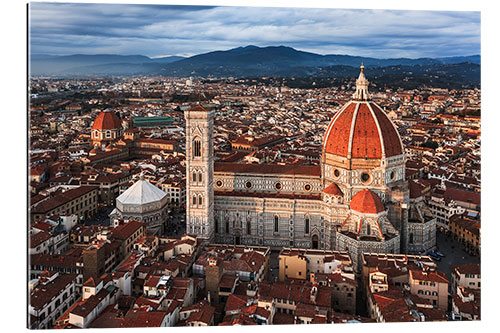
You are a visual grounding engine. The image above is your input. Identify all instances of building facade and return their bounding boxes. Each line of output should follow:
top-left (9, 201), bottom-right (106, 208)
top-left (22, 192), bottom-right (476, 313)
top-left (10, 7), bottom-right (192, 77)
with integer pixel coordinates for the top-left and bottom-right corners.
top-left (185, 68), bottom-right (435, 271)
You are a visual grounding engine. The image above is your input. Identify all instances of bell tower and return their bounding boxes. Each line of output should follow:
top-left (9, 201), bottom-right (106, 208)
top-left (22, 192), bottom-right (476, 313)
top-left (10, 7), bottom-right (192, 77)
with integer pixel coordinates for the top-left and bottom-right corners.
top-left (184, 104), bottom-right (215, 240)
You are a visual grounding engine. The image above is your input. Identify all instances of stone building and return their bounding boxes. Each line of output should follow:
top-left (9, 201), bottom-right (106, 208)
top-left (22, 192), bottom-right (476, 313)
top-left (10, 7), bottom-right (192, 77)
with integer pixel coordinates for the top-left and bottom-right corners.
top-left (110, 176), bottom-right (169, 234)
top-left (184, 67), bottom-right (436, 272)
top-left (91, 110), bottom-right (123, 149)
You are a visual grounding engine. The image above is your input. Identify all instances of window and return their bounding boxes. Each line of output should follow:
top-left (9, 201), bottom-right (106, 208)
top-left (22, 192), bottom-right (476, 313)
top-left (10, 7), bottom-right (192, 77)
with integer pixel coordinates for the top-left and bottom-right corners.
top-left (193, 137), bottom-right (202, 157)
top-left (192, 195), bottom-right (197, 207)
top-left (198, 172), bottom-right (202, 183)
top-left (409, 233), bottom-right (414, 244)
top-left (274, 216), bottom-right (279, 233)
top-left (361, 172), bottom-right (371, 184)
top-left (366, 223), bottom-right (371, 235)
top-left (226, 221), bottom-right (229, 234)
top-left (247, 220), bottom-right (251, 235)
top-left (192, 171), bottom-right (197, 183)
top-left (198, 195), bottom-right (203, 206)
top-left (305, 217), bottom-right (310, 234)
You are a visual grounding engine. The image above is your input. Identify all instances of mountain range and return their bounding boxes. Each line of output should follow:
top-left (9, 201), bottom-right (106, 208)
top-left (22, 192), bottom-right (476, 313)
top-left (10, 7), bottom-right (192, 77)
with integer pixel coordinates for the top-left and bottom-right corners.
top-left (30, 45), bottom-right (480, 83)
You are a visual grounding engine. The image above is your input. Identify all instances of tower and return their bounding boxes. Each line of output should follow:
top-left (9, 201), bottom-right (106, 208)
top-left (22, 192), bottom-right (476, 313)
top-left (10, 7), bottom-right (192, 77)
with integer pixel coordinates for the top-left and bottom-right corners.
top-left (184, 104), bottom-right (215, 240)
top-left (205, 257), bottom-right (222, 304)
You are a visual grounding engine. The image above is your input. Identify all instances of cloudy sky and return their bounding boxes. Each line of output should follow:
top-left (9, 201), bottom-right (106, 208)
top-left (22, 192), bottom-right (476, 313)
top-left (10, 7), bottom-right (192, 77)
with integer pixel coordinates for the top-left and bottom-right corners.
top-left (28, 1), bottom-right (480, 59)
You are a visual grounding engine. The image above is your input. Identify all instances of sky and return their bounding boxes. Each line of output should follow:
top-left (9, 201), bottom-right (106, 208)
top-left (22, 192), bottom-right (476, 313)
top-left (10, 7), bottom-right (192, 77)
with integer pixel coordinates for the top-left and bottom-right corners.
top-left (29, 1), bottom-right (481, 59)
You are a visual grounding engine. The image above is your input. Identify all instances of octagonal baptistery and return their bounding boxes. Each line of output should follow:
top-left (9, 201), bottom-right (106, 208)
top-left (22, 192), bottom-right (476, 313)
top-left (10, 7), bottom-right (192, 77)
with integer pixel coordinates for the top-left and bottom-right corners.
top-left (110, 176), bottom-right (168, 234)
top-left (321, 66), bottom-right (405, 202)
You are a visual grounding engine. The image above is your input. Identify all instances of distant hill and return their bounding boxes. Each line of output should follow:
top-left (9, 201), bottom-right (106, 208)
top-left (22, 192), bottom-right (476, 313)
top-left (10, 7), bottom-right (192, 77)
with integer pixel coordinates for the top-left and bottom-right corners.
top-left (30, 54), bottom-right (185, 76)
top-left (29, 45), bottom-right (480, 88)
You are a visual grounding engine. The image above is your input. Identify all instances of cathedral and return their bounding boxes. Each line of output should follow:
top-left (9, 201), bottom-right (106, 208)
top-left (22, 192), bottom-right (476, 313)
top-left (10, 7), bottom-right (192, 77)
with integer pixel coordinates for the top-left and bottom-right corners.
top-left (185, 67), bottom-right (436, 270)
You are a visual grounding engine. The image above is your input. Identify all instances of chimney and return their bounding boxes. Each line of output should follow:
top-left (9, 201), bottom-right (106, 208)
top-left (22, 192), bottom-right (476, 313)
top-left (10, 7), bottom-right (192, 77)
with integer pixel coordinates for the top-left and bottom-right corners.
top-left (310, 284), bottom-right (318, 302)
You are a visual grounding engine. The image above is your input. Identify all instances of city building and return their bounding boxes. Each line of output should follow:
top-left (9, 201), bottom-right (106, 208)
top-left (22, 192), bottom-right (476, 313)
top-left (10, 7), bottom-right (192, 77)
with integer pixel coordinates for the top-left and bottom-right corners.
top-left (29, 272), bottom-right (79, 329)
top-left (30, 185), bottom-right (99, 222)
top-left (110, 176), bottom-right (169, 234)
top-left (91, 110), bottom-right (123, 149)
top-left (185, 67), bottom-right (434, 271)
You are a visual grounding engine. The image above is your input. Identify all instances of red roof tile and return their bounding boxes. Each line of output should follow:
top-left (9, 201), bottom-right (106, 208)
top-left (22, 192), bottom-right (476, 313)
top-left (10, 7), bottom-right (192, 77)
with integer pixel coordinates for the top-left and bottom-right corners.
top-left (92, 110), bottom-right (122, 131)
top-left (323, 182), bottom-right (343, 196)
top-left (323, 101), bottom-right (402, 159)
top-left (350, 189), bottom-right (385, 214)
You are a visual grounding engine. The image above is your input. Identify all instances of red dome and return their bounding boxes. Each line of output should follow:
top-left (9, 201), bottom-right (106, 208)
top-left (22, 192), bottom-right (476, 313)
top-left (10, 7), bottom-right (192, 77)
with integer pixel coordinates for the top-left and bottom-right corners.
top-left (92, 110), bottom-right (122, 131)
top-left (323, 68), bottom-right (402, 160)
top-left (324, 182), bottom-right (343, 196)
top-left (350, 189), bottom-right (385, 214)
top-left (323, 101), bottom-right (402, 159)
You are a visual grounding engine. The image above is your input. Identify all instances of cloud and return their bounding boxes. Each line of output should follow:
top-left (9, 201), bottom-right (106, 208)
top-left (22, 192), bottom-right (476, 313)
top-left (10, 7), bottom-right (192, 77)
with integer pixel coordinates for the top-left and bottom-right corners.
top-left (28, 2), bottom-right (480, 58)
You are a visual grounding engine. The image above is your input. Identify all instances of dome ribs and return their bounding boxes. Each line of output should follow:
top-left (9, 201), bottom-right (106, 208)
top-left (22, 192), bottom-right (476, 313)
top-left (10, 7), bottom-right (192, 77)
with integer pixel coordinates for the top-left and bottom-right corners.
top-left (92, 111), bottom-right (122, 131)
top-left (351, 103), bottom-right (382, 159)
top-left (350, 189), bottom-right (385, 214)
top-left (371, 104), bottom-right (403, 157)
top-left (324, 102), bottom-right (356, 157)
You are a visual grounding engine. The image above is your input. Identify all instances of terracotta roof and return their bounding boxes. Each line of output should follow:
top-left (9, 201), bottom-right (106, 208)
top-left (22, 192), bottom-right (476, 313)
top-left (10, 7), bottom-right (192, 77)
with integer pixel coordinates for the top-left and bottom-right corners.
top-left (323, 101), bottom-right (402, 159)
top-left (30, 185), bottom-right (99, 214)
top-left (272, 312), bottom-right (295, 325)
top-left (214, 162), bottom-right (321, 176)
top-left (350, 189), bottom-right (385, 214)
top-left (92, 110), bottom-right (122, 131)
top-left (323, 182), bottom-right (343, 196)
top-left (224, 294), bottom-right (249, 313)
top-left (452, 263), bottom-right (480, 276)
top-left (30, 231), bottom-right (52, 248)
top-left (409, 180), bottom-right (424, 199)
top-left (410, 269), bottom-right (449, 284)
top-left (30, 273), bottom-right (78, 310)
top-left (215, 190), bottom-right (321, 201)
top-left (187, 104), bottom-right (208, 112)
top-left (112, 220), bottom-right (145, 240)
top-left (123, 309), bottom-right (167, 327)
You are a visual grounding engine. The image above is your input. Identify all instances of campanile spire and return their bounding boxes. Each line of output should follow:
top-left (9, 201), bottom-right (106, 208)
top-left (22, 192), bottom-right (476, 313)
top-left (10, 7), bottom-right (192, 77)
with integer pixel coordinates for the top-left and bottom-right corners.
top-left (353, 64), bottom-right (370, 101)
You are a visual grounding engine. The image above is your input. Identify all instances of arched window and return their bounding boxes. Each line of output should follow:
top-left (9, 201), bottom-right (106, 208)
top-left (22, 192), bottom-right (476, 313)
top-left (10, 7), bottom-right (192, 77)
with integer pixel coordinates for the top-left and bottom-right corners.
top-left (305, 216), bottom-right (310, 234)
top-left (192, 195), bottom-right (197, 207)
top-left (192, 171), bottom-right (197, 183)
top-left (247, 220), bottom-right (251, 235)
top-left (226, 220), bottom-right (229, 234)
top-left (366, 223), bottom-right (371, 235)
top-left (193, 137), bottom-right (202, 157)
top-left (198, 172), bottom-right (202, 183)
top-left (198, 195), bottom-right (203, 206)
top-left (215, 218), bottom-right (218, 233)
top-left (274, 216), bottom-right (279, 233)
top-left (409, 233), bottom-right (414, 244)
